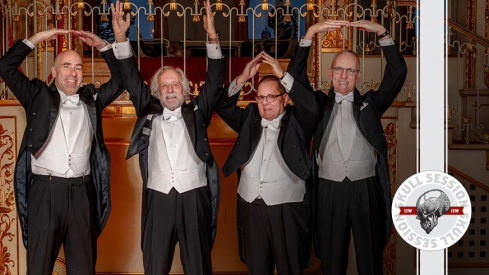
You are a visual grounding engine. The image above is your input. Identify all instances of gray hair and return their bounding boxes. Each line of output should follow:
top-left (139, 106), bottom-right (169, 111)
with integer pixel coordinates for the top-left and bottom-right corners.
top-left (149, 66), bottom-right (190, 100)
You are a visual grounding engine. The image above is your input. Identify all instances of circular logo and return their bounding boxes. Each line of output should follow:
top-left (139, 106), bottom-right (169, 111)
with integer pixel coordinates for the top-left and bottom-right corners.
top-left (391, 171), bottom-right (472, 251)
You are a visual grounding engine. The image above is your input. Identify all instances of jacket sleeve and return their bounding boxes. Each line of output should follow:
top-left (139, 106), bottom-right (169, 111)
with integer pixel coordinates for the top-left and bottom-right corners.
top-left (286, 43), bottom-right (320, 137)
top-left (116, 53), bottom-right (153, 118)
top-left (0, 40), bottom-right (41, 107)
top-left (372, 44), bottom-right (408, 114)
top-left (194, 56), bottom-right (226, 124)
top-left (215, 83), bottom-right (250, 133)
top-left (96, 48), bottom-right (128, 109)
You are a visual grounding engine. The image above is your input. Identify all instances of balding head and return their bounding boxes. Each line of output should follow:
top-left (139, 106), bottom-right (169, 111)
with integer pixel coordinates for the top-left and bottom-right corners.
top-left (51, 50), bottom-right (83, 95)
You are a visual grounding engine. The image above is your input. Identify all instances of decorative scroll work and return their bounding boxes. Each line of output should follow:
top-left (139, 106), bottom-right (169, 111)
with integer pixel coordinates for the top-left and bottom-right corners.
top-left (383, 121), bottom-right (398, 275)
top-left (321, 0), bottom-right (352, 52)
top-left (0, 121), bottom-right (16, 274)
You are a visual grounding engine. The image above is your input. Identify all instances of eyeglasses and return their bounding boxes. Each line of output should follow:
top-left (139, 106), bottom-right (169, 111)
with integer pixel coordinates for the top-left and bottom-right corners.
top-left (331, 67), bottom-right (360, 76)
top-left (255, 94), bottom-right (285, 103)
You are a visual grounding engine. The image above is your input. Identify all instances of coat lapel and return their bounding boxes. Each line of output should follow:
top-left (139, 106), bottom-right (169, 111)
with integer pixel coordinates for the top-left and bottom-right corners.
top-left (277, 105), bottom-right (291, 150)
top-left (250, 109), bottom-right (263, 153)
top-left (182, 102), bottom-right (196, 148)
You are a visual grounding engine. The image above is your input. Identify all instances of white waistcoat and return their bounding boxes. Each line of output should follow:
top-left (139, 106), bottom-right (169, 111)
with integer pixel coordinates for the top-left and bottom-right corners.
top-left (147, 115), bottom-right (207, 194)
top-left (31, 101), bottom-right (92, 177)
top-left (317, 102), bottom-right (376, 182)
top-left (239, 126), bottom-right (305, 206)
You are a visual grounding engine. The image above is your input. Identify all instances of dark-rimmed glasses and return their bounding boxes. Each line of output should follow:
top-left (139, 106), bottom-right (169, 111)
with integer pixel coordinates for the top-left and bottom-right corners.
top-left (255, 94), bottom-right (285, 103)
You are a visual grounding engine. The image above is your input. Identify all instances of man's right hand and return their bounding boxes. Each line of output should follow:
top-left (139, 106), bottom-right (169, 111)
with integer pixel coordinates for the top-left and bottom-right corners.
top-left (111, 0), bottom-right (131, 43)
top-left (236, 52), bottom-right (263, 85)
top-left (303, 20), bottom-right (349, 40)
top-left (27, 28), bottom-right (70, 46)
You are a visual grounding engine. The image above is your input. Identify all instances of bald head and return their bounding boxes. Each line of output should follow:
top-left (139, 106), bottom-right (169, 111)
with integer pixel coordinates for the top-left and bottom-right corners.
top-left (329, 50), bottom-right (362, 95)
top-left (51, 50), bottom-right (83, 95)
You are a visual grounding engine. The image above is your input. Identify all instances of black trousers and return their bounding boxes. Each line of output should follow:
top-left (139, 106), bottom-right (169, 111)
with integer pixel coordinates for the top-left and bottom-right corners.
top-left (317, 177), bottom-right (386, 275)
top-left (27, 174), bottom-right (98, 275)
top-left (143, 187), bottom-right (212, 275)
top-left (239, 196), bottom-right (307, 275)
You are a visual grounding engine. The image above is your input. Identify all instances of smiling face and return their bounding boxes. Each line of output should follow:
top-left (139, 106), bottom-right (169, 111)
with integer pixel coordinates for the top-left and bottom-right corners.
top-left (256, 78), bottom-right (288, 121)
top-left (329, 51), bottom-right (362, 96)
top-left (51, 50), bottom-right (83, 95)
top-left (158, 69), bottom-right (185, 110)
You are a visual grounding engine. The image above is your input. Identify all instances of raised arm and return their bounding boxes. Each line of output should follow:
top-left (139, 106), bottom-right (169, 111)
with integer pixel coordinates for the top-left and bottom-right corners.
top-left (0, 29), bottom-right (70, 107)
top-left (110, 0), bottom-right (154, 116)
top-left (216, 54), bottom-right (262, 133)
top-left (262, 51), bottom-right (319, 136)
top-left (194, 0), bottom-right (226, 123)
top-left (347, 20), bottom-right (407, 113)
top-left (73, 29), bottom-right (127, 108)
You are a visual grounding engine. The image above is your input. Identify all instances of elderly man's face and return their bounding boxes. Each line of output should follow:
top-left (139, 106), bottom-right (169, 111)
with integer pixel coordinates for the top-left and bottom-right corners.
top-left (257, 80), bottom-right (288, 121)
top-left (329, 51), bottom-right (362, 95)
top-left (51, 50), bottom-right (83, 95)
top-left (158, 69), bottom-right (185, 110)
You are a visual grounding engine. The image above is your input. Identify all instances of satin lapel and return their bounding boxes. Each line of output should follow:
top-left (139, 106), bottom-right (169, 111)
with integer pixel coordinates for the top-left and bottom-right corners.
top-left (352, 89), bottom-right (363, 125)
top-left (49, 83), bottom-right (60, 133)
top-left (277, 105), bottom-right (291, 151)
top-left (322, 91), bottom-right (336, 132)
top-left (182, 103), bottom-right (196, 148)
top-left (79, 89), bottom-right (98, 140)
top-left (250, 110), bottom-right (263, 153)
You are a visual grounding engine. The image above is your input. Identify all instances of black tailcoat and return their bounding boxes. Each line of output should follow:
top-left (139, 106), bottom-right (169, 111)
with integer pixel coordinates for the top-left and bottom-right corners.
top-left (217, 45), bottom-right (320, 266)
top-left (311, 44), bottom-right (408, 249)
top-left (117, 55), bottom-right (225, 249)
top-left (0, 40), bottom-right (126, 247)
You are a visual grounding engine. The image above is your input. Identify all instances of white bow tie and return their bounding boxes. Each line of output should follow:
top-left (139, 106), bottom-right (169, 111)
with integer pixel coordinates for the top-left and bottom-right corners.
top-left (335, 92), bottom-right (354, 103)
top-left (163, 108), bottom-right (182, 120)
top-left (60, 93), bottom-right (80, 105)
top-left (261, 118), bottom-right (280, 129)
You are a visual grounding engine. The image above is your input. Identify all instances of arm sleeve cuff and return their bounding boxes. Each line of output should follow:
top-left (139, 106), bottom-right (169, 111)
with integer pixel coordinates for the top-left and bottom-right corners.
top-left (299, 39), bottom-right (312, 47)
top-left (379, 37), bottom-right (395, 46)
top-left (97, 41), bottom-right (112, 52)
top-left (112, 39), bottom-right (133, 59)
top-left (228, 78), bottom-right (244, 96)
top-left (206, 42), bottom-right (223, 59)
top-left (280, 73), bottom-right (294, 92)
top-left (23, 39), bottom-right (35, 49)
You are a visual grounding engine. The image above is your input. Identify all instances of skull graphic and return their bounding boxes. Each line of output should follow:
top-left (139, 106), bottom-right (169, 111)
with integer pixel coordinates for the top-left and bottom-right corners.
top-left (416, 190), bottom-right (451, 234)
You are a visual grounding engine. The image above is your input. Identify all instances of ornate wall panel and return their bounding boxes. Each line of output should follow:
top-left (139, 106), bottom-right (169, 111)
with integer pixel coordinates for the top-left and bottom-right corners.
top-left (0, 116), bottom-right (19, 274)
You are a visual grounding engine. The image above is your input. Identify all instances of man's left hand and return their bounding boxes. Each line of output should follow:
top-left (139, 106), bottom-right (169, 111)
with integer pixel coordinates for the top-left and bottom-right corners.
top-left (73, 30), bottom-right (107, 49)
top-left (203, 0), bottom-right (218, 42)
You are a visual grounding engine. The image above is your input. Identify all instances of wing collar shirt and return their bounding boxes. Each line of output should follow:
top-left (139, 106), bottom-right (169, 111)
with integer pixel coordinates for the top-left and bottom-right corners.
top-left (116, 41), bottom-right (224, 194)
top-left (24, 40), bottom-right (111, 178)
top-left (227, 75), bottom-right (305, 206)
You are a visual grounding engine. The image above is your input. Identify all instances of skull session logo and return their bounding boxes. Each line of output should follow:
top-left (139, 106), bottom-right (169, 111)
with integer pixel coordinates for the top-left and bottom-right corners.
top-left (392, 171), bottom-right (471, 251)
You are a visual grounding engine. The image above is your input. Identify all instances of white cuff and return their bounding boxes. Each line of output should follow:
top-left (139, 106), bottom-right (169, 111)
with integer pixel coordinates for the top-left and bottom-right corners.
top-left (23, 39), bottom-right (35, 49)
top-left (379, 37), bottom-right (395, 46)
top-left (281, 73), bottom-right (294, 92)
top-left (299, 39), bottom-right (312, 47)
top-left (206, 42), bottom-right (223, 59)
top-left (97, 41), bottom-right (112, 52)
top-left (112, 39), bottom-right (133, 59)
top-left (228, 78), bottom-right (244, 96)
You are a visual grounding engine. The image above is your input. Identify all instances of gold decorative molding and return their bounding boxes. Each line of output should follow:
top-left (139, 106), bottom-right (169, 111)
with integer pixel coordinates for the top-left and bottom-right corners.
top-left (0, 118), bottom-right (17, 274)
top-left (321, 0), bottom-right (353, 53)
top-left (383, 121), bottom-right (398, 275)
top-left (465, 0), bottom-right (476, 89)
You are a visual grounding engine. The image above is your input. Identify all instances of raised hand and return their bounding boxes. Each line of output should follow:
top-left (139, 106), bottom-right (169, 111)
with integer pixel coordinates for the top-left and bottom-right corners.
top-left (304, 20), bottom-right (349, 40)
top-left (72, 30), bottom-right (107, 49)
top-left (28, 28), bottom-right (70, 46)
top-left (236, 52), bottom-right (263, 85)
top-left (203, 0), bottom-right (218, 42)
top-left (261, 51), bottom-right (284, 79)
top-left (111, 0), bottom-right (131, 42)
top-left (347, 20), bottom-right (387, 36)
